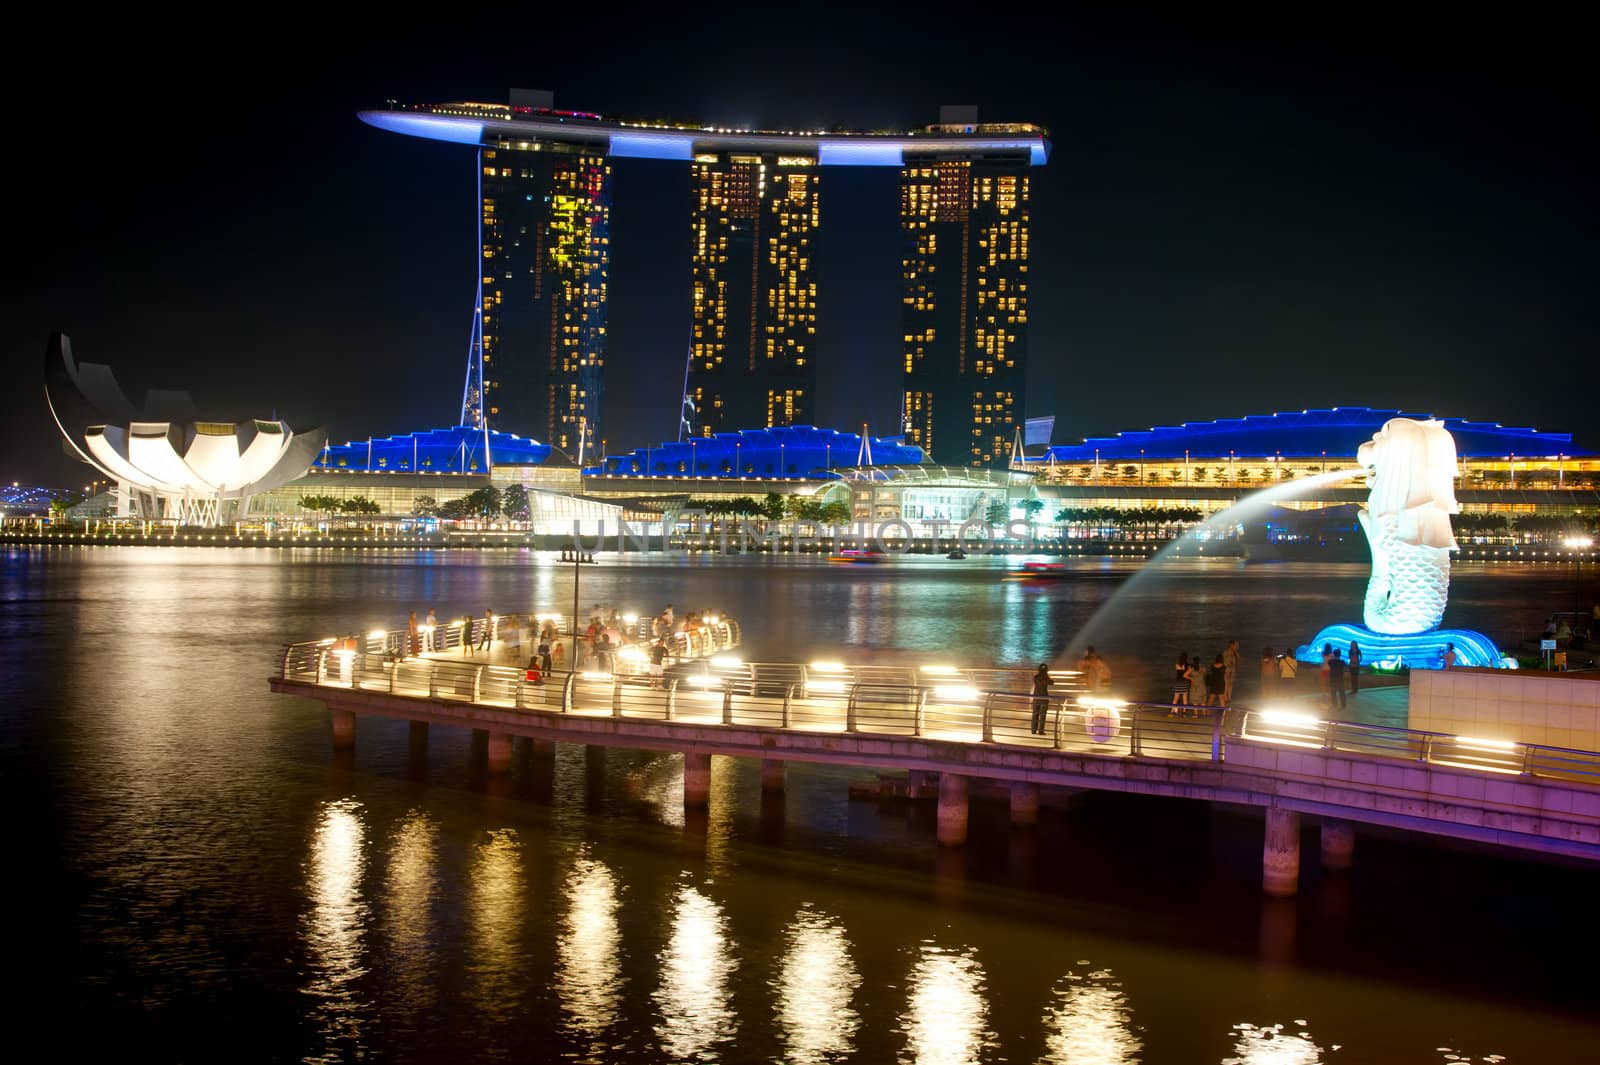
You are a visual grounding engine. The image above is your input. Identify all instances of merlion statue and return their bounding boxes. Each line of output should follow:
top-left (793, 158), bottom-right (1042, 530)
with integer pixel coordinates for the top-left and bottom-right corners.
top-left (1356, 418), bottom-right (1460, 634)
top-left (1297, 416), bottom-right (1503, 669)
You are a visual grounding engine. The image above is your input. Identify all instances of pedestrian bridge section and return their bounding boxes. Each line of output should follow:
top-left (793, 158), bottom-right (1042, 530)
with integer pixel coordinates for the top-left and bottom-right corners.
top-left (270, 641), bottom-right (1600, 896)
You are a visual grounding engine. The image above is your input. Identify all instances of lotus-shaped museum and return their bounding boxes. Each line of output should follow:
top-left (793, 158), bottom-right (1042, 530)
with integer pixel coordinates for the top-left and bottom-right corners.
top-left (45, 333), bottom-right (326, 525)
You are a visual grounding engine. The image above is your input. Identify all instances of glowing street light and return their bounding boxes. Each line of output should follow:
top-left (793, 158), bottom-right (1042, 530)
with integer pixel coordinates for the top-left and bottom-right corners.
top-left (1564, 534), bottom-right (1594, 614)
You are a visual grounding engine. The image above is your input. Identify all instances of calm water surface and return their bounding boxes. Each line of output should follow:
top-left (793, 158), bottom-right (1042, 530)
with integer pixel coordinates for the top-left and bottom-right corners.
top-left (4, 546), bottom-right (1596, 1063)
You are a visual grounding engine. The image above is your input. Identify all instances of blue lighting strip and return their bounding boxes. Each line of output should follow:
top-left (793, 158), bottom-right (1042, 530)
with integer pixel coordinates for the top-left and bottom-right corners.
top-left (1297, 624), bottom-right (1509, 670)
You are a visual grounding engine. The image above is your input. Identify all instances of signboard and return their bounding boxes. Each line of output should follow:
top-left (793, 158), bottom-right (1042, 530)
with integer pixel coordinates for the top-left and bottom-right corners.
top-left (1541, 639), bottom-right (1557, 651)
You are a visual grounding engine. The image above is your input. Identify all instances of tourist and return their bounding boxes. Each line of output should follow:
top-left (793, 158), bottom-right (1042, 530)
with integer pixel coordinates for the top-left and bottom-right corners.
top-left (1555, 618), bottom-right (1573, 646)
top-left (649, 637), bottom-right (669, 688)
top-left (1260, 647), bottom-right (1277, 699)
top-left (663, 602), bottom-right (675, 630)
top-left (1442, 642), bottom-right (1456, 669)
top-left (1186, 652), bottom-right (1203, 712)
top-left (1171, 653), bottom-right (1191, 712)
top-left (1319, 643), bottom-right (1333, 698)
top-left (594, 630), bottom-right (614, 672)
top-left (1278, 648), bottom-right (1299, 687)
top-left (537, 632), bottom-right (554, 676)
top-left (1080, 646), bottom-right (1112, 692)
top-left (1348, 640), bottom-right (1363, 694)
top-left (423, 608), bottom-right (438, 652)
top-left (1031, 663), bottom-right (1052, 735)
top-left (1223, 638), bottom-right (1241, 705)
top-left (477, 608), bottom-right (495, 653)
top-left (1206, 654), bottom-right (1227, 707)
top-left (1327, 649), bottom-right (1347, 710)
top-left (406, 610), bottom-right (419, 658)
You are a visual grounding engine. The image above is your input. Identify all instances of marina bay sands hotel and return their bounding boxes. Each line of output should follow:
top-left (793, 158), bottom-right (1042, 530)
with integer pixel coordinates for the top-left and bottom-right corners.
top-left (361, 90), bottom-right (1050, 467)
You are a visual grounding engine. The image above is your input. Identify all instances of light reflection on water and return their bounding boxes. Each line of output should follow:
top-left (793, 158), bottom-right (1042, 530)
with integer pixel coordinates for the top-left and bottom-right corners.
top-left (775, 906), bottom-right (860, 1063)
top-left (1042, 965), bottom-right (1142, 1064)
top-left (301, 798), bottom-right (370, 1060)
top-left (1221, 1021), bottom-right (1327, 1065)
top-left (467, 828), bottom-right (526, 1027)
top-left (654, 881), bottom-right (739, 1060)
top-left (900, 942), bottom-right (994, 1065)
top-left (383, 810), bottom-right (438, 1016)
top-left (557, 850), bottom-right (625, 1040)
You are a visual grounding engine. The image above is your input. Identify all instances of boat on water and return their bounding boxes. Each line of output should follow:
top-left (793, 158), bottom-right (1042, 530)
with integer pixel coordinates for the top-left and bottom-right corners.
top-left (828, 549), bottom-right (890, 564)
top-left (1002, 561), bottom-right (1069, 582)
top-left (946, 548), bottom-right (968, 560)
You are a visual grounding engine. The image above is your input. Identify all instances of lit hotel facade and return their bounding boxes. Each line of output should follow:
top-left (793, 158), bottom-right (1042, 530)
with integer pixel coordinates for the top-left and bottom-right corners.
top-left (360, 94), bottom-right (1049, 464)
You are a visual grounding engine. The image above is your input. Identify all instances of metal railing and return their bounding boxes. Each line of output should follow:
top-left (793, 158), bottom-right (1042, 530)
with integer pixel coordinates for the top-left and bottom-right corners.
top-left (276, 642), bottom-right (1600, 788)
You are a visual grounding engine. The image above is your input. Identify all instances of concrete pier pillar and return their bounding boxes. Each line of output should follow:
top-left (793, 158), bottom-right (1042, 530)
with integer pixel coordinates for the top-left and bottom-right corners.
top-left (330, 709), bottom-right (356, 749)
top-left (684, 752), bottom-right (712, 807)
top-left (486, 732), bottom-right (513, 773)
top-left (937, 773), bottom-right (969, 846)
top-left (1320, 820), bottom-right (1355, 871)
top-left (761, 758), bottom-right (786, 793)
top-left (1263, 807), bottom-right (1301, 898)
top-left (1009, 781), bottom-right (1040, 826)
top-left (907, 769), bottom-right (938, 798)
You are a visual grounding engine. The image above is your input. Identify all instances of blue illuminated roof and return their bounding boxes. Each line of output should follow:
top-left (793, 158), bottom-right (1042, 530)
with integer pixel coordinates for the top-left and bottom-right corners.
top-left (360, 108), bottom-right (1050, 167)
top-left (312, 426), bottom-right (551, 473)
top-left (1035, 408), bottom-right (1596, 462)
top-left (586, 426), bottom-right (924, 479)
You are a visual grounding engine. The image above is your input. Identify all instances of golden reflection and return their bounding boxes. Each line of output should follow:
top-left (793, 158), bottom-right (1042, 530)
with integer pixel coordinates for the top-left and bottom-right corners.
top-left (468, 828), bottom-right (526, 1023)
top-left (1041, 966), bottom-right (1141, 1064)
top-left (1222, 1021), bottom-right (1327, 1064)
top-left (384, 810), bottom-right (438, 1013)
top-left (901, 943), bottom-right (993, 1065)
top-left (654, 882), bottom-right (737, 1058)
top-left (776, 907), bottom-right (860, 1063)
top-left (302, 798), bottom-right (370, 1054)
top-left (557, 851), bottom-right (624, 1038)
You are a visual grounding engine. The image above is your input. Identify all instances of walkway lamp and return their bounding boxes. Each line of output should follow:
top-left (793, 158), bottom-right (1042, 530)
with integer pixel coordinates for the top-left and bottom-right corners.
top-left (561, 543), bottom-right (598, 650)
top-left (1139, 448), bottom-right (1145, 485)
top-left (1565, 535), bottom-right (1594, 614)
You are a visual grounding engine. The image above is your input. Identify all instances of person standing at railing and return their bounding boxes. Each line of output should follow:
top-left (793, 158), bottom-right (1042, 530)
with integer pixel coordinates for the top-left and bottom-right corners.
top-left (1223, 639), bottom-right (1241, 705)
top-left (1348, 640), bottom-right (1363, 695)
top-left (1171, 653), bottom-right (1191, 713)
top-left (476, 608), bottom-right (495, 654)
top-left (423, 608), bottom-right (438, 653)
top-left (1030, 663), bottom-right (1052, 734)
top-left (537, 632), bottom-right (554, 677)
top-left (1260, 646), bottom-right (1277, 700)
top-left (407, 611), bottom-right (419, 658)
top-left (1327, 649), bottom-right (1347, 710)
top-left (649, 637), bottom-right (668, 689)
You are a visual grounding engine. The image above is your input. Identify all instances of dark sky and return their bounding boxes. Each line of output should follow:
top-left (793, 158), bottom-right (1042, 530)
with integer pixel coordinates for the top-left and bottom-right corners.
top-left (8, 10), bottom-right (1596, 485)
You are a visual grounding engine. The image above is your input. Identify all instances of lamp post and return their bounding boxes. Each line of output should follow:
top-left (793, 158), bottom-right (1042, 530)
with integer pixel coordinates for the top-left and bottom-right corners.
top-left (1228, 449), bottom-right (1235, 483)
top-left (561, 542), bottom-right (597, 654)
top-left (691, 439), bottom-right (698, 477)
top-left (1565, 535), bottom-right (1594, 615)
top-left (1139, 448), bottom-right (1145, 485)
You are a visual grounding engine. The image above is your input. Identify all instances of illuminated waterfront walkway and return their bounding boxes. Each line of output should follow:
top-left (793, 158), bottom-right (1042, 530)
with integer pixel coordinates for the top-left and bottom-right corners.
top-left (271, 631), bottom-right (1600, 896)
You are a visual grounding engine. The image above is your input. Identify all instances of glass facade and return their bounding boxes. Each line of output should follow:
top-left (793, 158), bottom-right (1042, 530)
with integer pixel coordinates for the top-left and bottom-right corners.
top-left (477, 136), bottom-right (610, 457)
top-left (688, 151), bottom-right (819, 436)
top-left (900, 153), bottom-right (1031, 468)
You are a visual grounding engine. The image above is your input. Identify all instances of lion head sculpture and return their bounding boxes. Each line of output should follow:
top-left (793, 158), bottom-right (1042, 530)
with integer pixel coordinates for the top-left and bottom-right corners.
top-left (1357, 418), bottom-right (1459, 549)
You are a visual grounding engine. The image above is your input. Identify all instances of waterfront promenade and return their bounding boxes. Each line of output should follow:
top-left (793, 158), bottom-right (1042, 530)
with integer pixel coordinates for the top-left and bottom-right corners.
top-left (271, 627), bottom-right (1600, 897)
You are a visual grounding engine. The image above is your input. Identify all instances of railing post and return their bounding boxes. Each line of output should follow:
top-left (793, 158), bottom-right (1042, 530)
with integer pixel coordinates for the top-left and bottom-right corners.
top-left (1520, 743), bottom-right (1536, 777)
top-left (613, 678), bottom-right (624, 717)
top-left (1418, 735), bottom-right (1433, 764)
top-left (1210, 713), bottom-right (1222, 761)
top-left (389, 657), bottom-right (399, 694)
top-left (562, 671), bottom-right (576, 713)
top-left (916, 689), bottom-right (929, 738)
top-left (427, 661), bottom-right (437, 699)
top-left (315, 648), bottom-right (327, 684)
top-left (279, 644), bottom-right (292, 680)
top-left (1130, 706), bottom-right (1142, 757)
top-left (472, 666), bottom-right (483, 703)
top-left (513, 671), bottom-right (524, 708)
top-left (1321, 719), bottom-right (1335, 750)
top-left (781, 683), bottom-right (794, 728)
top-left (721, 687), bottom-right (734, 725)
top-left (1052, 701), bottom-right (1064, 750)
top-left (980, 693), bottom-right (993, 742)
top-left (665, 679), bottom-right (677, 721)
top-left (846, 685), bottom-right (859, 733)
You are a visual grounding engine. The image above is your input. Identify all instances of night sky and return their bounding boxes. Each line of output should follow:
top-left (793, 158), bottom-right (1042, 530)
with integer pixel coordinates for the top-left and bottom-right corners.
top-left (9, 12), bottom-right (1595, 485)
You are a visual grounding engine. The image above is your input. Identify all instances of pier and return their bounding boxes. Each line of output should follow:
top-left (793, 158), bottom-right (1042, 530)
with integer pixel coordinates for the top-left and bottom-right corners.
top-left (271, 632), bottom-right (1600, 896)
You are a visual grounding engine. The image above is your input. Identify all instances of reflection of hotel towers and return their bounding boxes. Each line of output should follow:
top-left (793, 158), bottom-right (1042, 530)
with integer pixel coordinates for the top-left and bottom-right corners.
top-left (469, 89), bottom-right (610, 457)
top-left (687, 150), bottom-right (820, 437)
top-left (901, 106), bottom-right (1032, 468)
